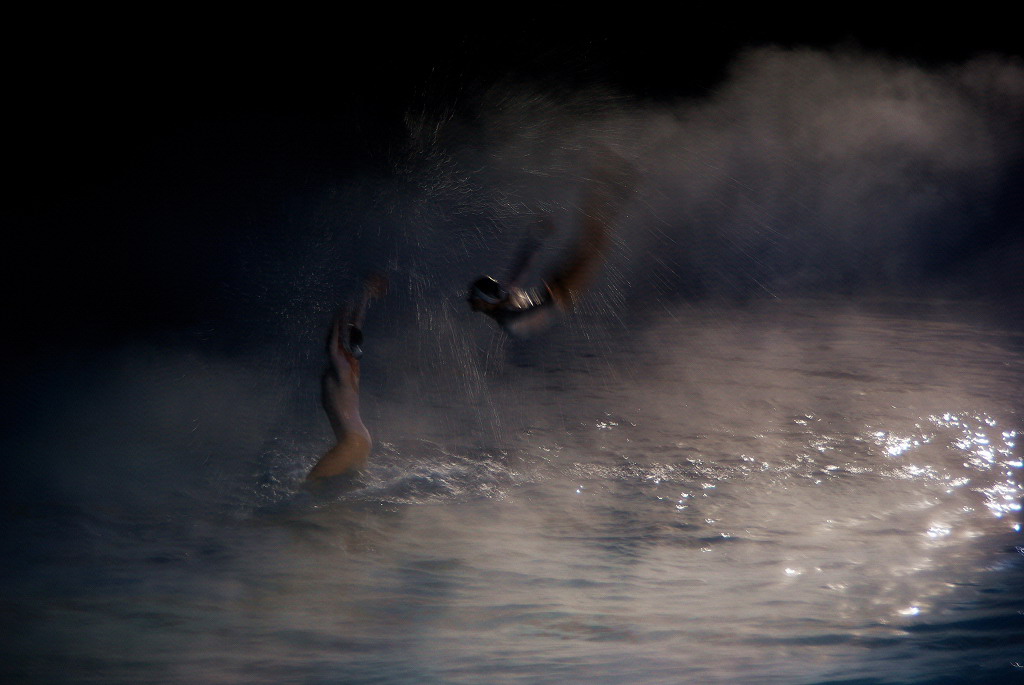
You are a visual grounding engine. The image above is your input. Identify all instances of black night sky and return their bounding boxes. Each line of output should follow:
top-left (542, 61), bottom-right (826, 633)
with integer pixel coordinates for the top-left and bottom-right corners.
top-left (7, 14), bottom-right (1022, 354)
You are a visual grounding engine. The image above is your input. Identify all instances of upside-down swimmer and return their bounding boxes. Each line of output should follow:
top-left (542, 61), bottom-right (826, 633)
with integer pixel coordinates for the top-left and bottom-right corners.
top-left (467, 152), bottom-right (635, 337)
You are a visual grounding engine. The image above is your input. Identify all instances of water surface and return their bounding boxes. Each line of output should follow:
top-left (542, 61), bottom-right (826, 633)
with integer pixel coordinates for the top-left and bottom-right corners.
top-left (4, 299), bottom-right (1023, 684)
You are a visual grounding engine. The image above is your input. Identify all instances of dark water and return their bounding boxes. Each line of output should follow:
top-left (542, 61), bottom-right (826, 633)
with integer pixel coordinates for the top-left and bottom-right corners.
top-left (4, 299), bottom-right (1022, 684)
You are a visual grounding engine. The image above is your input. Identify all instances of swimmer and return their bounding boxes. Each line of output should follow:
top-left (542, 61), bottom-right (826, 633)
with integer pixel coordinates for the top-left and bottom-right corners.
top-left (467, 152), bottom-right (635, 337)
top-left (307, 275), bottom-right (386, 482)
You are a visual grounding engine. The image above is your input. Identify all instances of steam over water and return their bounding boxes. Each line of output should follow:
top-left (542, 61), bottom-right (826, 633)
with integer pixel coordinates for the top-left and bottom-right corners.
top-left (4, 49), bottom-right (1024, 683)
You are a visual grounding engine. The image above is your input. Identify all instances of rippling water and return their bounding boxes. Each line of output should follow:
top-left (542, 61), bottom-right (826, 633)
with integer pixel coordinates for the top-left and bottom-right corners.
top-left (4, 299), bottom-right (1023, 684)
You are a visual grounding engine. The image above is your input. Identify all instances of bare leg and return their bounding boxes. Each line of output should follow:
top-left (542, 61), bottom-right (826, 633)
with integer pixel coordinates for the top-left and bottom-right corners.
top-left (506, 216), bottom-right (555, 289)
top-left (545, 153), bottom-right (636, 308)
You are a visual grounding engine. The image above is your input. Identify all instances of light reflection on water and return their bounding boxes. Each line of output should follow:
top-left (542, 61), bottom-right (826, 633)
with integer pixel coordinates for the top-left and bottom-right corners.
top-left (4, 299), bottom-right (1024, 684)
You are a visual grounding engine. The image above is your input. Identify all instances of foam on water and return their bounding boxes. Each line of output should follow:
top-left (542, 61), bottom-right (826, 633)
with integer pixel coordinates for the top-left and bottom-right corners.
top-left (4, 299), bottom-right (1024, 684)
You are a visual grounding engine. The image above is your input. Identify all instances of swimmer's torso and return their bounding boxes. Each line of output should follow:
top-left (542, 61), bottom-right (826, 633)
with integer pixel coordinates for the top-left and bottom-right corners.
top-left (307, 308), bottom-right (376, 482)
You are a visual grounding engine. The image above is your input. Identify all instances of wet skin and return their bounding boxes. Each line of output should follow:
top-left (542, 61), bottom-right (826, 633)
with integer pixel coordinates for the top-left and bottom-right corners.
top-left (467, 152), bottom-right (635, 337)
top-left (307, 315), bottom-right (372, 481)
top-left (307, 276), bottom-right (386, 482)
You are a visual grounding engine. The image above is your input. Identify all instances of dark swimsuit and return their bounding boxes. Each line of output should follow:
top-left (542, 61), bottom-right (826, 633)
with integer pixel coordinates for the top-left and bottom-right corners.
top-left (485, 285), bottom-right (558, 338)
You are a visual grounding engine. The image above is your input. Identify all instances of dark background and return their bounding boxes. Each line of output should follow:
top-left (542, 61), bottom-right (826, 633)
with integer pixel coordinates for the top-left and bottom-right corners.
top-left (3, 17), bottom-right (1023, 683)
top-left (5, 13), bottom-right (1022, 358)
